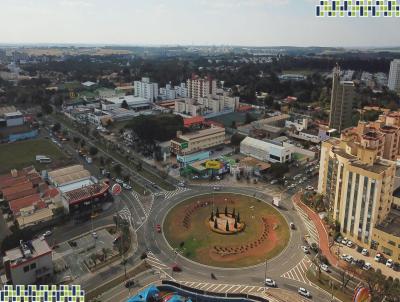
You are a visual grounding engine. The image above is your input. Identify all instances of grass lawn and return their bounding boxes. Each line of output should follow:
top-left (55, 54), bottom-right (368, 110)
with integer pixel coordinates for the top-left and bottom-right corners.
top-left (0, 138), bottom-right (67, 173)
top-left (164, 193), bottom-right (290, 268)
top-left (306, 269), bottom-right (353, 302)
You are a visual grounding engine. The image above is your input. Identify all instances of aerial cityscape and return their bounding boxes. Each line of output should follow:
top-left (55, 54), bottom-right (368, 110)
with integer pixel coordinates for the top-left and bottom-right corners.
top-left (0, 1), bottom-right (400, 302)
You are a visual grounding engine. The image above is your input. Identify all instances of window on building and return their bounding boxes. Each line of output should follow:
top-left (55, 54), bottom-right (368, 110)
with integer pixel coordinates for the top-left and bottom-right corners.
top-left (270, 154), bottom-right (280, 161)
top-left (23, 265), bottom-right (29, 273)
top-left (30, 263), bottom-right (36, 270)
top-left (388, 240), bottom-right (396, 246)
top-left (382, 247), bottom-right (393, 256)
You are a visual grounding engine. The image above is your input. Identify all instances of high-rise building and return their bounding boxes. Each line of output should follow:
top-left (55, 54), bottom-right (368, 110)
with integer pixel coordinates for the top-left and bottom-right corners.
top-left (318, 138), bottom-right (396, 247)
top-left (134, 77), bottom-right (159, 102)
top-left (328, 66), bottom-right (355, 133)
top-left (186, 74), bottom-right (217, 100)
top-left (388, 59), bottom-right (400, 93)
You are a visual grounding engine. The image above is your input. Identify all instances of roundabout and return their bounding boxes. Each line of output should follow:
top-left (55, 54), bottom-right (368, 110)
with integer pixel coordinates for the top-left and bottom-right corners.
top-left (163, 193), bottom-right (290, 268)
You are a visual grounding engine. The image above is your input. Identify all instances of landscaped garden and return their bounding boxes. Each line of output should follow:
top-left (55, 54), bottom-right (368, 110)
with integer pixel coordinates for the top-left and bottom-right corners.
top-left (163, 193), bottom-right (290, 268)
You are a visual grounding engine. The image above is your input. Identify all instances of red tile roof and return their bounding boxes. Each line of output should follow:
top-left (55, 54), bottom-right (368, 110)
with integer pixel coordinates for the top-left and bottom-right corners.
top-left (64, 182), bottom-right (110, 206)
top-left (2, 182), bottom-right (33, 199)
top-left (43, 188), bottom-right (60, 199)
top-left (183, 116), bottom-right (205, 127)
top-left (6, 188), bottom-right (38, 202)
top-left (8, 193), bottom-right (45, 215)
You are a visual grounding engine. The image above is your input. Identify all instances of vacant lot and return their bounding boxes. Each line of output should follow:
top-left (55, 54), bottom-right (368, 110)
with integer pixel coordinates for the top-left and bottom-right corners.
top-left (164, 193), bottom-right (290, 268)
top-left (0, 139), bottom-right (67, 173)
top-left (208, 112), bottom-right (261, 128)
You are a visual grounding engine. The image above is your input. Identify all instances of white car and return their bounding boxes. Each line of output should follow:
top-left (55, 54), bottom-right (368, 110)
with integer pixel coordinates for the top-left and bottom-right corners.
top-left (265, 278), bottom-right (276, 287)
top-left (341, 238), bottom-right (348, 245)
top-left (213, 186), bottom-right (221, 191)
top-left (345, 255), bottom-right (353, 263)
top-left (43, 230), bottom-right (52, 237)
top-left (340, 254), bottom-right (348, 260)
top-left (320, 264), bottom-right (329, 272)
top-left (346, 240), bottom-right (353, 248)
top-left (115, 178), bottom-right (123, 184)
top-left (374, 253), bottom-right (382, 262)
top-left (306, 185), bottom-right (314, 191)
top-left (301, 246), bottom-right (310, 254)
top-left (361, 248), bottom-right (369, 256)
top-left (92, 232), bottom-right (98, 239)
top-left (122, 183), bottom-right (132, 190)
top-left (363, 263), bottom-right (372, 270)
top-left (386, 259), bottom-right (393, 268)
top-left (298, 287), bottom-right (311, 298)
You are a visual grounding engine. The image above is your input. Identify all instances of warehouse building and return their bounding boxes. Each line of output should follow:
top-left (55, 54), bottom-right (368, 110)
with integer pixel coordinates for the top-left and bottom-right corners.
top-left (240, 137), bottom-right (293, 163)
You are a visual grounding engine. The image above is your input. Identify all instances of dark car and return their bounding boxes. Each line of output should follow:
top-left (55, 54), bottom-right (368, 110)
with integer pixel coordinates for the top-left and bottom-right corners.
top-left (125, 280), bottom-right (135, 288)
top-left (172, 264), bottom-right (182, 272)
top-left (393, 262), bottom-right (400, 271)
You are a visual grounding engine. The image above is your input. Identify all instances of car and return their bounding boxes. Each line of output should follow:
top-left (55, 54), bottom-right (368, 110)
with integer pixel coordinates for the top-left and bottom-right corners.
top-left (290, 222), bottom-right (296, 230)
top-left (341, 238), bottom-right (348, 245)
top-left (361, 248), bottom-right (369, 256)
top-left (386, 259), bottom-right (393, 268)
top-left (115, 178), bottom-right (123, 184)
top-left (374, 253), bottom-right (382, 262)
top-left (306, 185), bottom-right (314, 191)
top-left (363, 263), bottom-right (372, 270)
top-left (156, 224), bottom-right (161, 233)
top-left (298, 287), bottom-right (311, 298)
top-left (320, 264), bottom-right (329, 272)
top-left (177, 182), bottom-right (185, 187)
top-left (346, 240), bottom-right (353, 248)
top-left (92, 232), bottom-right (98, 239)
top-left (265, 278), bottom-right (276, 287)
top-left (270, 179), bottom-right (278, 185)
top-left (393, 262), bottom-right (400, 271)
top-left (113, 236), bottom-right (121, 244)
top-left (192, 175), bottom-right (199, 179)
top-left (215, 176), bottom-right (221, 181)
top-left (43, 230), bottom-right (52, 237)
top-left (125, 280), bottom-right (135, 288)
top-left (172, 264), bottom-right (182, 272)
top-left (171, 164), bottom-right (179, 169)
top-left (345, 255), bottom-right (353, 263)
top-left (335, 236), bottom-right (343, 243)
top-left (301, 246), bottom-right (310, 254)
top-left (213, 186), bottom-right (221, 191)
top-left (122, 183), bottom-right (132, 190)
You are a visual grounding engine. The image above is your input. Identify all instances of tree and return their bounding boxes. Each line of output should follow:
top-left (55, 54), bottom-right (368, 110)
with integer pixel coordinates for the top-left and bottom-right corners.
top-left (73, 136), bottom-right (81, 145)
top-left (224, 206), bottom-right (228, 216)
top-left (234, 219), bottom-right (238, 229)
top-left (230, 133), bottom-right (246, 146)
top-left (237, 212), bottom-right (240, 223)
top-left (245, 112), bottom-right (256, 124)
top-left (226, 220), bottom-right (229, 232)
top-left (231, 120), bottom-right (237, 129)
top-left (41, 104), bottom-right (53, 115)
top-left (214, 218), bottom-right (218, 229)
top-left (113, 164), bottom-right (122, 176)
top-left (99, 156), bottom-right (105, 166)
top-left (232, 208), bottom-right (236, 218)
top-left (269, 162), bottom-right (289, 179)
top-left (89, 146), bottom-right (98, 156)
top-left (216, 207), bottom-right (220, 218)
top-left (210, 211), bottom-right (214, 221)
top-left (52, 123), bottom-right (61, 132)
top-left (80, 140), bottom-right (86, 148)
top-left (121, 100), bottom-right (129, 109)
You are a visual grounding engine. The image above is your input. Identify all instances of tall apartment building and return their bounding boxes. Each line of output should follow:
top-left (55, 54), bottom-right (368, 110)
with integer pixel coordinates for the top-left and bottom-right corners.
top-left (175, 83), bottom-right (188, 98)
top-left (341, 113), bottom-right (400, 161)
top-left (388, 59), bottom-right (400, 93)
top-left (134, 77), bottom-right (158, 102)
top-left (159, 83), bottom-right (176, 100)
top-left (328, 66), bottom-right (355, 133)
top-left (318, 138), bottom-right (396, 247)
top-left (186, 74), bottom-right (217, 100)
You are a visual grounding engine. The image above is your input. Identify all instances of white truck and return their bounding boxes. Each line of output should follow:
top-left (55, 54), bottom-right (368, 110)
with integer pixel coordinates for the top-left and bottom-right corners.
top-left (272, 196), bottom-right (280, 208)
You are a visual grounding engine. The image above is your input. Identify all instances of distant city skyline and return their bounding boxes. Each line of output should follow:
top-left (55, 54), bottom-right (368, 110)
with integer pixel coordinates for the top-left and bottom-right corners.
top-left (1, 0), bottom-right (400, 47)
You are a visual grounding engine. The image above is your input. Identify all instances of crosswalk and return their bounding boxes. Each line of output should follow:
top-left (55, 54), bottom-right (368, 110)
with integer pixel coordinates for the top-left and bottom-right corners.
top-left (146, 251), bottom-right (175, 281)
top-left (281, 256), bottom-right (314, 286)
top-left (154, 187), bottom-right (191, 200)
top-left (294, 203), bottom-right (319, 246)
top-left (118, 206), bottom-right (144, 227)
top-left (178, 281), bottom-right (280, 302)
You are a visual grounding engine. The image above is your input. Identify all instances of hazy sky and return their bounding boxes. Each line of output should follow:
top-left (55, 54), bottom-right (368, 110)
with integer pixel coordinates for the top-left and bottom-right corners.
top-left (1, 0), bottom-right (400, 47)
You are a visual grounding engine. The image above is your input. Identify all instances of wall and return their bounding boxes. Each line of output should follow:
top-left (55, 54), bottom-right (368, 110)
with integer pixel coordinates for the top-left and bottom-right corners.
top-left (8, 130), bottom-right (38, 142)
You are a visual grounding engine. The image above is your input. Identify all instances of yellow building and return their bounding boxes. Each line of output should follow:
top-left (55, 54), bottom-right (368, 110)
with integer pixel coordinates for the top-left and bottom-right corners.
top-left (170, 126), bottom-right (225, 156)
top-left (372, 212), bottom-right (400, 262)
top-left (318, 138), bottom-right (396, 247)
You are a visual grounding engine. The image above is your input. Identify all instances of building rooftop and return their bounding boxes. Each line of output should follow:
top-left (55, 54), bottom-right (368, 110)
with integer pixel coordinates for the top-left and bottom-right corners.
top-left (179, 126), bottom-right (225, 140)
top-left (63, 182), bottom-right (109, 206)
top-left (4, 238), bottom-right (52, 268)
top-left (8, 193), bottom-right (45, 215)
top-left (48, 165), bottom-right (90, 186)
top-left (375, 211), bottom-right (400, 237)
top-left (17, 208), bottom-right (54, 229)
top-left (0, 106), bottom-right (18, 117)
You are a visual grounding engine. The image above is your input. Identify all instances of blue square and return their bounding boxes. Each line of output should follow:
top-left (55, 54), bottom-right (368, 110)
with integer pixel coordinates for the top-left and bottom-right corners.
top-left (348, 11), bottom-right (352, 16)
top-left (356, 1), bottom-right (359, 4)
top-left (384, 12), bottom-right (388, 16)
top-left (320, 0), bottom-right (324, 4)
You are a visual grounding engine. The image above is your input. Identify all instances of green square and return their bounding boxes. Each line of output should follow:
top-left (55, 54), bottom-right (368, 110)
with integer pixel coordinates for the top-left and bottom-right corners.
top-left (397, 12), bottom-right (400, 16)
top-left (332, 12), bottom-right (336, 16)
top-left (376, 12), bottom-right (380, 16)
top-left (340, 12), bottom-right (344, 16)
top-left (320, 12), bottom-right (324, 16)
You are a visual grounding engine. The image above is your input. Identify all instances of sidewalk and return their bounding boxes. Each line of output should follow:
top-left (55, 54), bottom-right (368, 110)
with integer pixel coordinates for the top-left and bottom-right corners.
top-left (292, 193), bottom-right (350, 271)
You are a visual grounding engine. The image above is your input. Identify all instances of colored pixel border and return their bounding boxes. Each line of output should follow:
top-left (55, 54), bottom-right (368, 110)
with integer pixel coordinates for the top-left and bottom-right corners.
top-left (316, 0), bottom-right (400, 16)
top-left (0, 285), bottom-right (84, 302)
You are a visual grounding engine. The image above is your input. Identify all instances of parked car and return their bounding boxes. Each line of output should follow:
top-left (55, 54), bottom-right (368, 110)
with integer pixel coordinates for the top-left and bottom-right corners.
top-left (156, 224), bottom-right (161, 233)
top-left (172, 264), bottom-right (182, 272)
top-left (306, 185), bottom-right (314, 191)
top-left (374, 253), bottom-right (382, 262)
top-left (341, 238), bottom-right (348, 245)
top-left (386, 259), bottom-right (393, 268)
top-left (335, 236), bottom-right (343, 243)
top-left (115, 178), bottom-right (123, 184)
top-left (265, 278), bottom-right (277, 287)
top-left (393, 262), bottom-right (400, 271)
top-left (92, 232), bottom-right (98, 239)
top-left (122, 183), bottom-right (132, 190)
top-left (213, 186), bottom-right (221, 191)
top-left (298, 287), bottom-right (311, 298)
top-left (345, 255), bottom-right (353, 263)
top-left (320, 264), bottom-right (329, 272)
top-left (346, 240), bottom-right (353, 248)
top-left (301, 246), bottom-right (310, 254)
top-left (43, 230), bottom-right (52, 237)
top-left (361, 248), bottom-right (369, 256)
top-left (340, 254), bottom-right (348, 260)
top-left (290, 222), bottom-right (296, 230)
top-left (363, 263), bottom-right (372, 270)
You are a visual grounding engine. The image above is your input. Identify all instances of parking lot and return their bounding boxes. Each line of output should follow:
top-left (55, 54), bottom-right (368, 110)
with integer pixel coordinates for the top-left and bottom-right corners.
top-left (333, 242), bottom-right (400, 278)
top-left (53, 228), bottom-right (117, 283)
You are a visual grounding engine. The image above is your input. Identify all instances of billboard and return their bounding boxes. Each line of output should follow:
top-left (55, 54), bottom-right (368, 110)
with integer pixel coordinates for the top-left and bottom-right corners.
top-left (181, 142), bottom-right (188, 149)
top-left (205, 160), bottom-right (222, 170)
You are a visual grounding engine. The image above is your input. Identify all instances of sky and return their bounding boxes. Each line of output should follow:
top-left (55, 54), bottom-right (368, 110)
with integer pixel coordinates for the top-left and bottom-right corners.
top-left (0, 0), bottom-right (400, 47)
